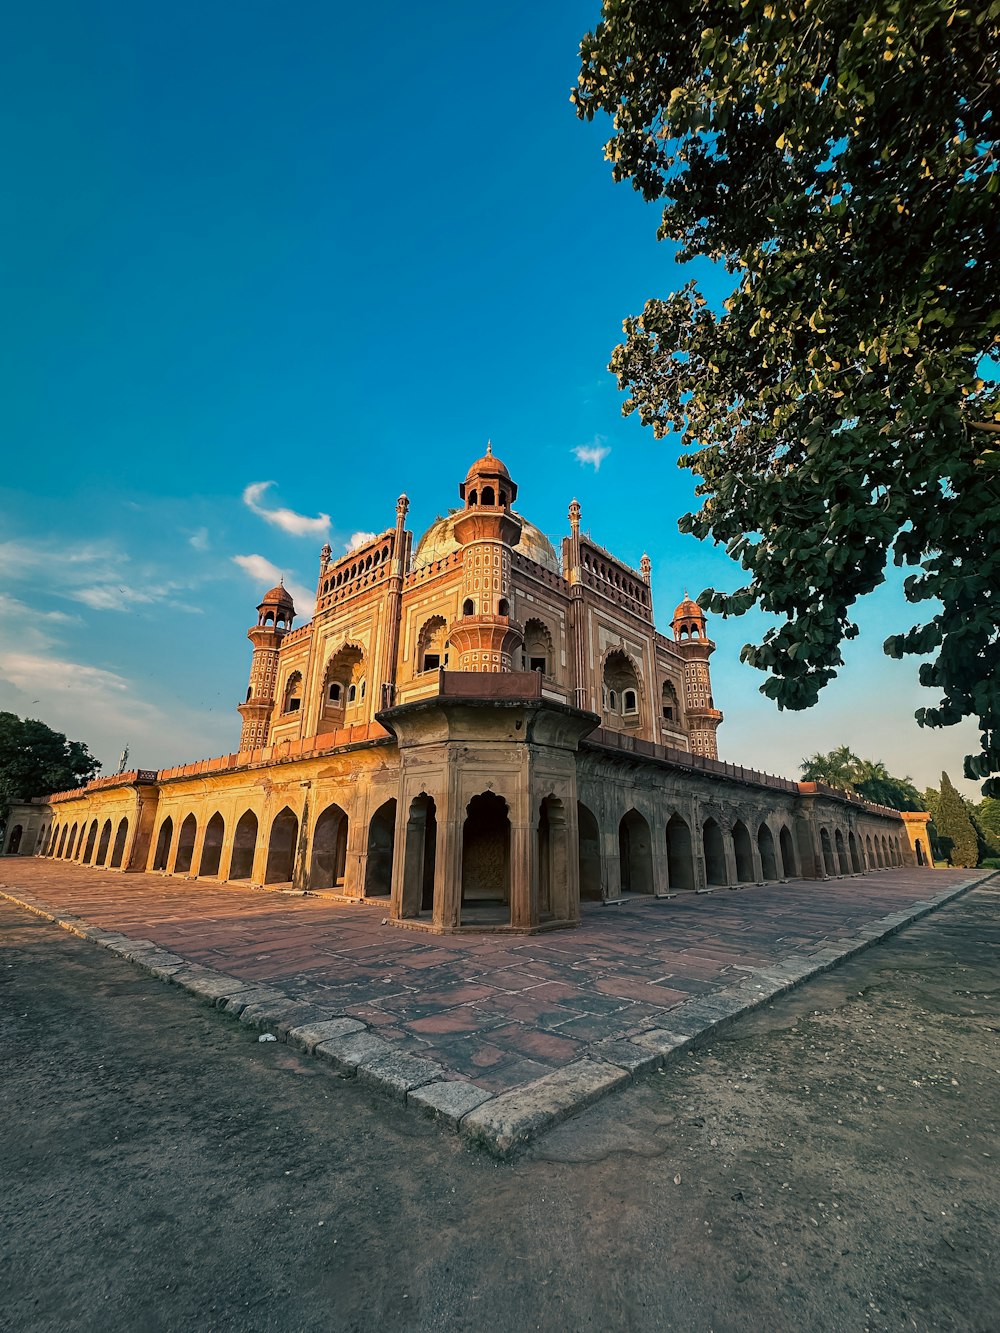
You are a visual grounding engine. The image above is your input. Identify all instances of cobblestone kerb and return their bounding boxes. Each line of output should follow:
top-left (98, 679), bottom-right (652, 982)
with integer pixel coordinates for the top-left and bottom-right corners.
top-left (1, 871), bottom-right (990, 1156)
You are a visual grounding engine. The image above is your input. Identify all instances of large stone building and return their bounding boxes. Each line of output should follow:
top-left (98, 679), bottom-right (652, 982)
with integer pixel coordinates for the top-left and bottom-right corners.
top-left (3, 447), bottom-right (933, 929)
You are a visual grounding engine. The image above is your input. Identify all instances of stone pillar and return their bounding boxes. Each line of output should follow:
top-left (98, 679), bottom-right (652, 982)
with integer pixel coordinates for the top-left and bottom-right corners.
top-left (508, 820), bottom-right (534, 929)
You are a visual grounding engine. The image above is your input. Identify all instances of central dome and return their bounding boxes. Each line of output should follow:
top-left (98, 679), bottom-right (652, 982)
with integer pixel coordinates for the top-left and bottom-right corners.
top-left (412, 508), bottom-right (561, 575)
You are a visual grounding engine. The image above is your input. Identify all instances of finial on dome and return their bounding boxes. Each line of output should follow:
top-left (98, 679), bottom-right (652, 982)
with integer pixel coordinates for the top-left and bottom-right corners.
top-left (485, 439), bottom-right (493, 456)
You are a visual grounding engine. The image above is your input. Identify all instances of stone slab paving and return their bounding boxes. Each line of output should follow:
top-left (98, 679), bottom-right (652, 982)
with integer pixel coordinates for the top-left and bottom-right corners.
top-left (1, 860), bottom-right (991, 1154)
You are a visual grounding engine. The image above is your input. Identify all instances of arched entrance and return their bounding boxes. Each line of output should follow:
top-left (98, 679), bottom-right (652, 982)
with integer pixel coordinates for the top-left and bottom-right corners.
top-left (7, 825), bottom-right (23, 854)
top-left (835, 829), bottom-right (850, 874)
top-left (703, 818), bottom-right (727, 886)
top-left (66, 823), bottom-right (79, 859)
top-left (619, 809), bottom-right (654, 895)
top-left (56, 825), bottom-right (69, 858)
top-left (402, 794), bottom-right (437, 917)
top-left (538, 796), bottom-right (568, 919)
top-left (265, 807), bottom-right (298, 884)
top-left (364, 799), bottom-right (396, 897)
top-left (95, 819), bottom-right (113, 866)
top-left (779, 824), bottom-right (796, 878)
top-left (666, 813), bottom-right (694, 891)
top-left (577, 802), bottom-right (602, 901)
top-left (199, 812), bottom-right (225, 877)
top-left (82, 820), bottom-right (99, 864)
top-left (848, 830), bottom-right (861, 873)
top-left (110, 818), bottom-right (129, 869)
top-left (732, 820), bottom-right (754, 883)
top-left (757, 823), bottom-right (778, 880)
top-left (865, 833), bottom-right (874, 869)
top-left (310, 803), bottom-right (349, 889)
top-left (462, 792), bottom-right (510, 923)
top-left (915, 838), bottom-right (925, 866)
top-left (820, 828), bottom-right (836, 875)
top-left (175, 815), bottom-right (197, 874)
top-left (230, 810), bottom-right (258, 880)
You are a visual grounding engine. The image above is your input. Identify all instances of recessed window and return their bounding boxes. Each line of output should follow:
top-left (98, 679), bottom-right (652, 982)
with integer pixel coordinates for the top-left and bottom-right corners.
top-left (423, 653), bottom-right (440, 671)
top-left (608, 689), bottom-right (618, 710)
top-left (623, 689), bottom-right (638, 714)
top-left (463, 598), bottom-right (474, 616)
top-left (498, 598), bottom-right (510, 616)
top-left (348, 684), bottom-right (357, 703)
top-left (529, 657), bottom-right (545, 673)
top-left (482, 486), bottom-right (495, 505)
top-left (328, 682), bottom-right (342, 703)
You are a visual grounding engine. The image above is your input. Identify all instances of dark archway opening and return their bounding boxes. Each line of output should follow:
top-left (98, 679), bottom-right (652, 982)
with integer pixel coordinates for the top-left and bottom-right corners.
top-left (578, 802), bottom-right (602, 902)
top-left (66, 823), bottom-right (79, 860)
top-left (310, 803), bottom-right (349, 889)
top-left (619, 808), bottom-right (654, 895)
top-left (230, 810), bottom-right (258, 880)
top-left (462, 792), bottom-right (510, 924)
top-left (666, 813), bottom-right (694, 891)
top-left (175, 814), bottom-right (197, 874)
top-left (82, 820), bottom-right (99, 864)
top-left (848, 830), bottom-right (861, 873)
top-left (703, 818), bottom-right (728, 886)
top-left (834, 828), bottom-right (850, 874)
top-left (199, 812), bottom-right (225, 877)
top-left (7, 825), bottom-right (23, 854)
top-left (364, 799), bottom-right (396, 897)
top-left (95, 819), bottom-right (113, 866)
top-left (915, 838), bottom-right (925, 866)
top-left (757, 823), bottom-right (778, 880)
top-left (733, 820), bottom-right (755, 883)
top-left (779, 825), bottom-right (796, 878)
top-left (57, 825), bottom-right (69, 858)
top-left (265, 807), bottom-right (298, 884)
top-left (401, 794), bottom-right (437, 917)
top-left (820, 828), bottom-right (836, 875)
top-left (110, 817), bottom-right (129, 869)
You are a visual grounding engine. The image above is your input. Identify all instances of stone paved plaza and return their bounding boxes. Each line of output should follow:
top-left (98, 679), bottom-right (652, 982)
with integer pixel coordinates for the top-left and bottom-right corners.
top-left (2, 860), bottom-right (981, 1100)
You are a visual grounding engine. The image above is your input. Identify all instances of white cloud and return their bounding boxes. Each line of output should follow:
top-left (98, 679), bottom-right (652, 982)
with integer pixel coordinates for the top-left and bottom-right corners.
top-left (573, 439), bottom-right (611, 471)
top-left (72, 584), bottom-right (160, 612)
top-left (242, 481), bottom-right (331, 537)
top-left (232, 553), bottom-right (314, 617)
top-left (189, 527), bottom-right (210, 552)
top-left (346, 530), bottom-right (377, 552)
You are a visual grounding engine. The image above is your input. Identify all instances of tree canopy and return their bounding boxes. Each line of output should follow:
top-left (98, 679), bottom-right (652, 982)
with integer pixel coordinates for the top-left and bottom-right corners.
top-left (926, 770), bottom-right (980, 866)
top-left (800, 746), bottom-right (922, 809)
top-left (573, 0), bottom-right (1000, 793)
top-left (0, 712), bottom-right (100, 833)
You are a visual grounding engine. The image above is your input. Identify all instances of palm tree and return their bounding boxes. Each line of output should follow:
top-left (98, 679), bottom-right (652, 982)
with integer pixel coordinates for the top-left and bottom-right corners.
top-left (800, 746), bottom-right (860, 792)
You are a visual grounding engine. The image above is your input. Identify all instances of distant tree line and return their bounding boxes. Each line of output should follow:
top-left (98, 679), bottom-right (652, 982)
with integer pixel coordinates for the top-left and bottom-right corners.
top-left (0, 712), bottom-right (100, 838)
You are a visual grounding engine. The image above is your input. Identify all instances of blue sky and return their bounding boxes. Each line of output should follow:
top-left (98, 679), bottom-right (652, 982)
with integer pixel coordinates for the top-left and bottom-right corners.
top-left (0, 1), bottom-right (981, 796)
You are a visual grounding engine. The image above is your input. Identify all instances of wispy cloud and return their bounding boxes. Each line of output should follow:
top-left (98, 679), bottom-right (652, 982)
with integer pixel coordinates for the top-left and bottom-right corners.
top-left (346, 530), bottom-right (377, 552)
top-left (232, 553), bottom-right (314, 616)
top-left (189, 527), bottom-right (210, 552)
top-left (0, 538), bottom-right (190, 614)
top-left (573, 438), bottom-right (611, 471)
top-left (242, 481), bottom-right (330, 537)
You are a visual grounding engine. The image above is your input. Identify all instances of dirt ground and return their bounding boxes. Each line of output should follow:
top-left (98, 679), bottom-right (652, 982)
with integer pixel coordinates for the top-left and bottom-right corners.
top-left (3, 883), bottom-right (998, 1332)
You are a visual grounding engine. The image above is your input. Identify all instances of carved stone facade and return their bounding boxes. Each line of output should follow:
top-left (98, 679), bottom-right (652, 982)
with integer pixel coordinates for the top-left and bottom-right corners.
top-left (2, 447), bottom-right (934, 930)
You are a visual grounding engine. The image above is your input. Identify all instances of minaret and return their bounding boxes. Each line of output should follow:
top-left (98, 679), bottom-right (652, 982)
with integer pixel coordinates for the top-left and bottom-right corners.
top-left (237, 582), bottom-right (295, 750)
top-left (671, 595), bottom-right (723, 760)
top-left (448, 443), bottom-right (524, 672)
top-left (565, 498), bottom-right (589, 709)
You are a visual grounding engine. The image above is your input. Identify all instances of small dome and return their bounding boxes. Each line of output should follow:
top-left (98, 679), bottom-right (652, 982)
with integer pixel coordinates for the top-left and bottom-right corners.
top-left (465, 444), bottom-right (510, 482)
top-left (412, 509), bottom-right (560, 575)
top-left (260, 582), bottom-right (295, 611)
top-left (673, 595), bottom-right (704, 621)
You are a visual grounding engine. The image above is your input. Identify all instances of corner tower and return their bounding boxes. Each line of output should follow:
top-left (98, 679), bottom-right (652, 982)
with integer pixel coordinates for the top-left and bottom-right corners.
top-left (448, 443), bottom-right (524, 672)
top-left (671, 595), bottom-right (723, 760)
top-left (237, 583), bottom-right (295, 750)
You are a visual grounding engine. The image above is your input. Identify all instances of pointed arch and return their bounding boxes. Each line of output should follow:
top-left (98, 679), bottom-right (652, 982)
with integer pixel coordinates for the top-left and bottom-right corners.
top-left (416, 617), bottom-right (448, 674)
top-left (523, 618), bottom-right (554, 676)
top-left (230, 810), bottom-right (258, 880)
top-left (110, 817), bottom-right (129, 869)
top-left (820, 827), bottom-right (836, 875)
top-left (66, 823), bottom-right (79, 859)
top-left (834, 828), bottom-right (850, 874)
top-left (198, 812), bottom-right (225, 877)
top-left (848, 830), bottom-right (861, 873)
top-left (56, 825), bottom-right (69, 858)
top-left (95, 819), bottom-right (113, 866)
top-left (82, 819), bottom-right (99, 864)
top-left (281, 671), bottom-right (303, 714)
top-left (462, 792), bottom-right (510, 923)
top-left (310, 802), bottom-right (349, 889)
top-left (402, 793), bottom-right (437, 917)
top-left (364, 799), bottom-right (396, 897)
top-left (619, 808), bottom-right (654, 894)
top-left (265, 806), bottom-right (298, 884)
top-left (779, 824), bottom-right (796, 877)
top-left (175, 814), bottom-right (197, 874)
top-left (703, 817), bottom-right (727, 886)
top-left (666, 813), bottom-right (694, 890)
top-left (757, 822), bottom-right (778, 880)
top-left (732, 820), bottom-right (754, 883)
